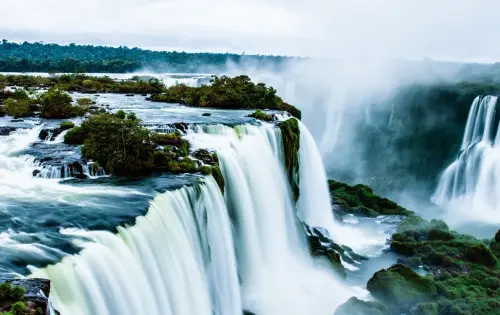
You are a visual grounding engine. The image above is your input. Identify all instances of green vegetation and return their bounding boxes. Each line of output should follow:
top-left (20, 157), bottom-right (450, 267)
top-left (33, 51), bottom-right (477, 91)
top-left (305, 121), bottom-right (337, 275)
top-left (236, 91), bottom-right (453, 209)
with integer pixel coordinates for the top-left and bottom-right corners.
top-left (328, 180), bottom-right (414, 217)
top-left (0, 282), bottom-right (41, 315)
top-left (0, 74), bottom-right (164, 94)
top-left (0, 40), bottom-right (293, 73)
top-left (339, 224), bottom-right (500, 315)
top-left (334, 297), bottom-right (390, 315)
top-left (3, 98), bottom-right (31, 118)
top-left (195, 149), bottom-right (225, 192)
top-left (40, 88), bottom-right (84, 118)
top-left (0, 283), bottom-right (25, 301)
top-left (151, 75), bottom-right (301, 118)
top-left (76, 97), bottom-right (94, 106)
top-left (279, 118), bottom-right (300, 201)
top-left (0, 87), bottom-right (87, 119)
top-left (1, 89), bottom-right (35, 118)
top-left (248, 109), bottom-right (274, 122)
top-left (333, 180), bottom-right (500, 315)
top-left (367, 264), bottom-right (438, 310)
top-left (62, 113), bottom-right (226, 187)
top-left (59, 121), bottom-right (75, 130)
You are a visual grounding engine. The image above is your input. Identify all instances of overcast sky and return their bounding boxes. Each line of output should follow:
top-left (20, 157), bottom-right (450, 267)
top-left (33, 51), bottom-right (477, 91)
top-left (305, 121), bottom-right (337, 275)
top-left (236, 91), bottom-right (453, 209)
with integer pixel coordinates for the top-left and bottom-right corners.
top-left (1, 0), bottom-right (499, 62)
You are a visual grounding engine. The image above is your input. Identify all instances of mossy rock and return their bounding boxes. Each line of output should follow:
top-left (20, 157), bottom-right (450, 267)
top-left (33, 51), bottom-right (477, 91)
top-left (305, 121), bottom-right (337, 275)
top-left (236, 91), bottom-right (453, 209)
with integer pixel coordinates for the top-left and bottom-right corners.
top-left (427, 228), bottom-right (455, 241)
top-left (328, 179), bottom-right (414, 217)
top-left (334, 297), bottom-right (390, 315)
top-left (410, 302), bottom-right (438, 315)
top-left (59, 121), bottom-right (75, 130)
top-left (201, 165), bottom-right (225, 194)
top-left (464, 244), bottom-right (497, 267)
top-left (279, 118), bottom-right (300, 201)
top-left (248, 109), bottom-right (274, 122)
top-left (367, 264), bottom-right (437, 309)
top-left (397, 215), bottom-right (429, 233)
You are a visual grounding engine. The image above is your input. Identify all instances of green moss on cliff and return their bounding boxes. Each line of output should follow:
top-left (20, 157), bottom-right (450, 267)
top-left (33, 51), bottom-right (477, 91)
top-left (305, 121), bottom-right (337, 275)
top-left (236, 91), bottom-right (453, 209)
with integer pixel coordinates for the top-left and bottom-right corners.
top-left (279, 118), bottom-right (300, 201)
top-left (248, 109), bottom-right (274, 122)
top-left (328, 180), bottom-right (414, 217)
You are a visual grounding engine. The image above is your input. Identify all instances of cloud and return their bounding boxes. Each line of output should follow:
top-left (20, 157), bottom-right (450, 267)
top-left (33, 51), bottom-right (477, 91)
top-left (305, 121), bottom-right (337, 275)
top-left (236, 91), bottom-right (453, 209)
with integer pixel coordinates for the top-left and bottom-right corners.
top-left (1, 0), bottom-right (500, 61)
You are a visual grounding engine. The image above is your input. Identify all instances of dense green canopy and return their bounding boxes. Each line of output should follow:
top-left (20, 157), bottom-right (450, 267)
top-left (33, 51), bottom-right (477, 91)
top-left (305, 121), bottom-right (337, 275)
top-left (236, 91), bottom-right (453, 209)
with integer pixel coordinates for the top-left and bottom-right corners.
top-left (0, 40), bottom-right (297, 73)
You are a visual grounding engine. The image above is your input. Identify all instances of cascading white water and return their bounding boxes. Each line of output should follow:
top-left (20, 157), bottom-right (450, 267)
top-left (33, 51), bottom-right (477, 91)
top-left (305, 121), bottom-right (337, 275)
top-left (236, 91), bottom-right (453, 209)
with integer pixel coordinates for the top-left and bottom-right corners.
top-left (432, 95), bottom-right (500, 223)
top-left (28, 121), bottom-right (360, 315)
top-left (31, 176), bottom-right (240, 315)
top-left (0, 125), bottom-right (135, 198)
top-left (187, 122), bottom-right (356, 314)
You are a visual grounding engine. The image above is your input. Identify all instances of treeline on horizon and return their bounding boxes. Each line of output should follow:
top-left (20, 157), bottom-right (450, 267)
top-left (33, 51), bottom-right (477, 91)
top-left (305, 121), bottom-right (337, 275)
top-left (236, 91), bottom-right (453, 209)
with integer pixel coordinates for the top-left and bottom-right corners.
top-left (0, 40), bottom-right (298, 73)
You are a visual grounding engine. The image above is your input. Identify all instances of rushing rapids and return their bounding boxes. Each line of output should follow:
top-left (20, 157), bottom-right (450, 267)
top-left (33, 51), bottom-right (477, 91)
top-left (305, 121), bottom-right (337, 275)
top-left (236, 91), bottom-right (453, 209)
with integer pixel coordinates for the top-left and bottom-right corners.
top-left (432, 95), bottom-right (500, 223)
top-left (27, 120), bottom-right (356, 315)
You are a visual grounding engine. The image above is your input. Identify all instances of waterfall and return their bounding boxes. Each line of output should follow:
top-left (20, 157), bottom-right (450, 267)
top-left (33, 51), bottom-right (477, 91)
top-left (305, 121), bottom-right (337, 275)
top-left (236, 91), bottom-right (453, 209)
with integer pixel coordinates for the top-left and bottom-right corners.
top-left (188, 122), bottom-right (354, 314)
top-left (432, 95), bottom-right (500, 223)
top-left (31, 176), bottom-right (238, 315)
top-left (30, 121), bottom-right (355, 315)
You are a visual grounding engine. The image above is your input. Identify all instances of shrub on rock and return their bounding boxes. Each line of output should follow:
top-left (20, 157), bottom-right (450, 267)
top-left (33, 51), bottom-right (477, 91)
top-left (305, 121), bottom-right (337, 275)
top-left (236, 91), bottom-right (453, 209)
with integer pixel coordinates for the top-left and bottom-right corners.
top-left (3, 98), bottom-right (31, 118)
top-left (40, 88), bottom-right (85, 118)
top-left (249, 109), bottom-right (274, 122)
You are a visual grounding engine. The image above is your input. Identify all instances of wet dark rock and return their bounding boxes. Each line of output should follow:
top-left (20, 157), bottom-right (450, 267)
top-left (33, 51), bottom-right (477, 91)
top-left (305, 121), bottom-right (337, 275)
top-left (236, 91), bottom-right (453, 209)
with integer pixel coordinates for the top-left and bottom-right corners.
top-left (173, 122), bottom-right (189, 133)
top-left (10, 119), bottom-right (24, 122)
top-left (0, 126), bottom-right (16, 136)
top-left (145, 97), bottom-right (152, 101)
top-left (202, 113), bottom-right (211, 116)
top-left (141, 93), bottom-right (148, 96)
top-left (193, 149), bottom-right (217, 165)
top-left (74, 173), bottom-right (88, 179)
top-left (68, 161), bottom-right (84, 175)
top-left (32, 169), bottom-right (41, 177)
top-left (38, 128), bottom-right (63, 141)
top-left (125, 94), bottom-right (134, 96)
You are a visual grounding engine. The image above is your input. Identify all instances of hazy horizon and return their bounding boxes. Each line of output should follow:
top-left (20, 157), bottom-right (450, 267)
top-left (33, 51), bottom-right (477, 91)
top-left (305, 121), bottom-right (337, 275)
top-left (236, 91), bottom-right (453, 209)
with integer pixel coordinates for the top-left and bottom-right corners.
top-left (2, 0), bottom-right (500, 63)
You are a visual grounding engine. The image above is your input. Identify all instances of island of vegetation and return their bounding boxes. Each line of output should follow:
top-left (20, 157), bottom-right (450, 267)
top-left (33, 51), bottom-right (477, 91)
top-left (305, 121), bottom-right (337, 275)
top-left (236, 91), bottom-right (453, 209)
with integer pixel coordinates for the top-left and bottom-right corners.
top-left (329, 180), bottom-right (500, 315)
top-left (0, 88), bottom-right (86, 119)
top-left (151, 75), bottom-right (301, 118)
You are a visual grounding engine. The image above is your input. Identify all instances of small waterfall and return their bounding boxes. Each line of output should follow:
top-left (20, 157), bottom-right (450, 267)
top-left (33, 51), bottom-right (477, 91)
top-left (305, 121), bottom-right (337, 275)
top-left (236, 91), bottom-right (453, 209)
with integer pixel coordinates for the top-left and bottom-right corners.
top-left (36, 161), bottom-right (106, 180)
top-left (432, 95), bottom-right (500, 222)
top-left (51, 130), bottom-right (70, 144)
top-left (297, 120), bottom-right (336, 232)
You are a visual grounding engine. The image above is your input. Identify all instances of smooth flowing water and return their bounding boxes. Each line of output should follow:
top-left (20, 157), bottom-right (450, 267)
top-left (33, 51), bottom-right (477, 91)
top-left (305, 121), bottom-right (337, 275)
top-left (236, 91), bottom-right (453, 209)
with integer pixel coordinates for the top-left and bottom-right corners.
top-left (26, 120), bottom-right (359, 315)
top-left (432, 95), bottom-right (500, 224)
